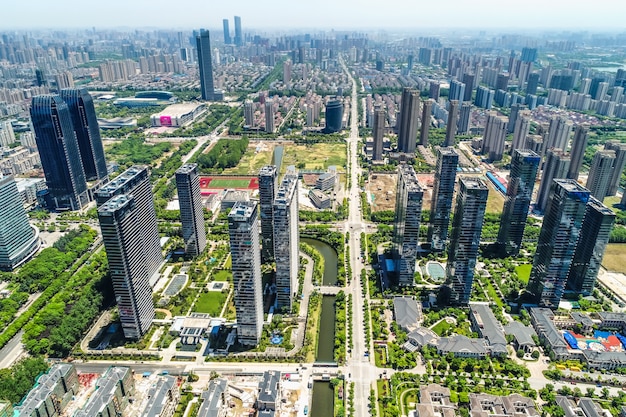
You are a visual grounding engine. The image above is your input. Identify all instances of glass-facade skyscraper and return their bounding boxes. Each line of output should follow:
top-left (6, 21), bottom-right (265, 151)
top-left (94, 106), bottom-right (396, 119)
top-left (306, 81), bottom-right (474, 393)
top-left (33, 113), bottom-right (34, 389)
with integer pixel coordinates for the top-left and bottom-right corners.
top-left (497, 150), bottom-right (540, 256)
top-left (176, 164), bottom-right (206, 257)
top-left (273, 173), bottom-right (299, 311)
top-left (259, 165), bottom-right (278, 262)
top-left (60, 88), bottom-right (108, 182)
top-left (446, 177), bottom-right (488, 305)
top-left (527, 179), bottom-right (589, 308)
top-left (98, 195), bottom-right (155, 339)
top-left (393, 163), bottom-right (423, 286)
top-left (196, 29), bottom-right (215, 101)
top-left (30, 95), bottom-right (89, 211)
top-left (428, 147), bottom-right (458, 252)
top-left (0, 175), bottom-right (39, 271)
top-left (228, 201), bottom-right (263, 346)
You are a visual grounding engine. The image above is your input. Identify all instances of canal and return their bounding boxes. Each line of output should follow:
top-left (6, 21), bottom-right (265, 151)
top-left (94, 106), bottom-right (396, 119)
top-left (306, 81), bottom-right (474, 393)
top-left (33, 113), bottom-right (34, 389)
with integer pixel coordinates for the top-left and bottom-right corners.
top-left (303, 238), bottom-right (338, 416)
top-left (301, 238), bottom-right (338, 286)
top-left (310, 381), bottom-right (334, 417)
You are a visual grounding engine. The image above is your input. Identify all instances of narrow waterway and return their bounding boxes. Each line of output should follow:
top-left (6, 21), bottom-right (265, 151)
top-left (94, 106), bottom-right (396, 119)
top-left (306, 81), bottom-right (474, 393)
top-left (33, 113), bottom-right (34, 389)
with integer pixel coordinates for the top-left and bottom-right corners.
top-left (316, 295), bottom-right (336, 362)
top-left (310, 381), bottom-right (334, 417)
top-left (301, 238), bottom-right (338, 286)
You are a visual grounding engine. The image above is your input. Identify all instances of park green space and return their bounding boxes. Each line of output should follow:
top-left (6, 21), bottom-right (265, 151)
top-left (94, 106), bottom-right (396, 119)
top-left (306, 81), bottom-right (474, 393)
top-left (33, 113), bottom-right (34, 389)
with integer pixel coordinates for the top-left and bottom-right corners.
top-left (280, 143), bottom-right (346, 173)
top-left (602, 244), bottom-right (626, 274)
top-left (222, 143), bottom-right (274, 175)
top-left (194, 292), bottom-right (227, 316)
top-left (515, 264), bottom-right (532, 284)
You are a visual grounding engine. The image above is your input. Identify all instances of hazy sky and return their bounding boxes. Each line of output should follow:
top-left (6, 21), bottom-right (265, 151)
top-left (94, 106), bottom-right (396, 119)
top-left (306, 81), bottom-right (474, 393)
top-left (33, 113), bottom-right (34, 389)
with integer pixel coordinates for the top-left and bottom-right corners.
top-left (4, 0), bottom-right (626, 30)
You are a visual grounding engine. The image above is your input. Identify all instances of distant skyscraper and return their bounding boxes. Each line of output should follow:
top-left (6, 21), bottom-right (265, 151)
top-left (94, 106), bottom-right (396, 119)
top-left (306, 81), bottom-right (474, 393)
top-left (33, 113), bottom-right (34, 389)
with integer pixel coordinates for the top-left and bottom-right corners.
top-left (98, 195), bottom-right (155, 339)
top-left (196, 30), bottom-right (215, 101)
top-left (511, 112), bottom-right (531, 154)
top-left (449, 80), bottom-right (466, 102)
top-left (393, 164), bottom-right (423, 286)
top-left (273, 173), bottom-right (299, 311)
top-left (475, 86), bottom-right (494, 109)
top-left (443, 100), bottom-right (459, 147)
top-left (176, 164), bottom-right (206, 257)
top-left (604, 141), bottom-right (626, 196)
top-left (536, 149), bottom-right (570, 212)
top-left (545, 116), bottom-right (573, 151)
top-left (0, 175), bottom-right (39, 271)
top-left (567, 125), bottom-right (589, 181)
top-left (55, 71), bottom-right (74, 90)
top-left (457, 101), bottom-right (471, 134)
top-left (585, 150), bottom-right (616, 201)
top-left (283, 60), bottom-right (292, 83)
top-left (372, 105), bottom-right (385, 160)
top-left (419, 100), bottom-right (432, 147)
top-left (228, 201), bottom-right (263, 346)
top-left (30, 95), bottom-right (89, 211)
top-left (497, 150), bottom-right (540, 256)
top-left (567, 197), bottom-right (615, 296)
top-left (397, 87), bottom-right (420, 153)
top-left (462, 73), bottom-right (475, 101)
top-left (428, 147), bottom-right (458, 252)
top-left (96, 166), bottom-right (162, 284)
top-left (244, 100), bottom-right (254, 127)
top-left (222, 19), bottom-right (231, 44)
top-left (481, 111), bottom-right (508, 161)
top-left (264, 99), bottom-right (275, 133)
top-left (258, 166), bottom-right (278, 263)
top-left (507, 103), bottom-right (525, 134)
top-left (429, 82), bottom-right (440, 101)
top-left (234, 16), bottom-right (242, 46)
top-left (446, 177), bottom-right (488, 305)
top-left (526, 73), bottom-right (540, 95)
top-left (527, 180), bottom-right (589, 308)
top-left (324, 97), bottom-right (343, 133)
top-left (60, 88), bottom-right (108, 182)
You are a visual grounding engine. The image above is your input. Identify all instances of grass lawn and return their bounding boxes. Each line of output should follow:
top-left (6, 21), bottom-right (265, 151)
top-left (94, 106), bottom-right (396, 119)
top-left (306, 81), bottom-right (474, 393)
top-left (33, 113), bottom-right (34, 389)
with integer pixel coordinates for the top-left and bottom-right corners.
top-left (484, 280), bottom-right (504, 308)
top-left (515, 264), bottom-right (532, 284)
top-left (280, 143), bottom-right (347, 174)
top-left (212, 270), bottom-right (231, 281)
top-left (375, 347), bottom-right (387, 367)
top-left (602, 244), bottom-right (626, 274)
top-left (194, 291), bottom-right (227, 316)
top-left (207, 178), bottom-right (251, 188)
top-left (602, 195), bottom-right (621, 208)
top-left (223, 255), bottom-right (232, 269)
top-left (222, 143), bottom-right (274, 175)
top-left (431, 320), bottom-right (451, 336)
top-left (485, 182), bottom-right (505, 213)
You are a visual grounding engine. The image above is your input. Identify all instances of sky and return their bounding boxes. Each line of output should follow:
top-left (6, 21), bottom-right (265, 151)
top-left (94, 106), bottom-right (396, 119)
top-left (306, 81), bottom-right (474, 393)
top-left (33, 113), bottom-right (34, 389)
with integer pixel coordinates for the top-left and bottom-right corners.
top-left (3, 0), bottom-right (626, 31)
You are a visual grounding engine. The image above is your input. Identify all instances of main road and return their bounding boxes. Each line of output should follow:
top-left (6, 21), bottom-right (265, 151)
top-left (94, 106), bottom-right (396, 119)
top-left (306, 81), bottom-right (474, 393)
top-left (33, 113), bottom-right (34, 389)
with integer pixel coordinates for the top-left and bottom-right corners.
top-left (341, 56), bottom-right (378, 417)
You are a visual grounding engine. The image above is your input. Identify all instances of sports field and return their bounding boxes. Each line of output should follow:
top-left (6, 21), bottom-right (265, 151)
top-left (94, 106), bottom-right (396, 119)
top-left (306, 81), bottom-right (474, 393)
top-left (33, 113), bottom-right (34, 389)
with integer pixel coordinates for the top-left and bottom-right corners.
top-left (199, 176), bottom-right (258, 190)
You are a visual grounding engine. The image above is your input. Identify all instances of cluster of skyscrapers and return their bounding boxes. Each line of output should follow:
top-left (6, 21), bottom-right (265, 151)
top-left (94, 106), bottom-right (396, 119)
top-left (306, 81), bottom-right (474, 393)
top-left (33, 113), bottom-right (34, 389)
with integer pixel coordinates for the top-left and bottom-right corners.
top-left (225, 165), bottom-right (300, 346)
top-left (30, 88), bottom-right (108, 210)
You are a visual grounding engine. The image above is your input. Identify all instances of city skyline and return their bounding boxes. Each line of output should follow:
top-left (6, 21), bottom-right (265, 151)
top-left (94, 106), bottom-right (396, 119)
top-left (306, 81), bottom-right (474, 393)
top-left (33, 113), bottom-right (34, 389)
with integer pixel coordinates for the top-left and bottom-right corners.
top-left (3, 0), bottom-right (626, 30)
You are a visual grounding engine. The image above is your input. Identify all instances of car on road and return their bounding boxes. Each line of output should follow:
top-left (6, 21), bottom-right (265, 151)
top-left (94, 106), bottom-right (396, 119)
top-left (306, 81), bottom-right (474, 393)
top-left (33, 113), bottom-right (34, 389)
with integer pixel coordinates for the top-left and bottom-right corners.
top-left (304, 405), bottom-right (309, 415)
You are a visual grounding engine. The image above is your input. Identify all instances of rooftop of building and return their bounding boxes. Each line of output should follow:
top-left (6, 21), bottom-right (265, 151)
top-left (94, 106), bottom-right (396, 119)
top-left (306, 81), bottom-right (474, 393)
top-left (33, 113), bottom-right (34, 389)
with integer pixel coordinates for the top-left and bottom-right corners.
top-left (598, 311), bottom-right (626, 321)
top-left (433, 335), bottom-right (488, 356)
top-left (393, 296), bottom-right (421, 331)
top-left (469, 303), bottom-right (507, 351)
top-left (258, 371), bottom-right (280, 405)
top-left (259, 165), bottom-right (277, 176)
top-left (229, 201), bottom-right (256, 219)
top-left (140, 376), bottom-right (177, 417)
top-left (152, 102), bottom-right (204, 117)
top-left (16, 364), bottom-right (75, 415)
top-left (97, 165), bottom-right (146, 195)
top-left (197, 378), bottom-right (228, 417)
top-left (75, 367), bottom-right (131, 417)
top-left (98, 194), bottom-right (131, 213)
top-left (438, 147), bottom-right (458, 156)
top-left (503, 321), bottom-right (537, 347)
top-left (469, 393), bottom-right (539, 417)
top-left (460, 176), bottom-right (488, 190)
top-left (176, 163), bottom-right (198, 175)
top-left (587, 196), bottom-right (616, 216)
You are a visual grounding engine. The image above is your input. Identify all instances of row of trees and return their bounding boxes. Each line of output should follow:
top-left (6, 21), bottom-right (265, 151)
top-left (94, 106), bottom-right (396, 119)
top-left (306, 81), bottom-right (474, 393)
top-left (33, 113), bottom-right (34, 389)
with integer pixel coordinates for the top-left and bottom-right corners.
top-left (22, 251), bottom-right (109, 357)
top-left (0, 357), bottom-right (49, 404)
top-left (195, 138), bottom-right (249, 172)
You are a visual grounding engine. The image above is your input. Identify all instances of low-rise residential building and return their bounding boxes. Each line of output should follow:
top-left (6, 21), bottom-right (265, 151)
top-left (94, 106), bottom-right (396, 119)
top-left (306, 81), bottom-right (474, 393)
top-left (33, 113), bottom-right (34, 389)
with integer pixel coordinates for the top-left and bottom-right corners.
top-left (469, 393), bottom-right (539, 417)
top-left (14, 364), bottom-right (79, 417)
top-left (315, 166), bottom-right (337, 191)
top-left (198, 378), bottom-right (229, 417)
top-left (74, 367), bottom-right (134, 417)
top-left (598, 312), bottom-right (626, 331)
top-left (416, 384), bottom-right (457, 417)
top-left (430, 335), bottom-right (488, 358)
top-left (393, 296), bottom-right (422, 332)
top-left (257, 371), bottom-right (280, 412)
top-left (138, 376), bottom-right (180, 417)
top-left (558, 396), bottom-right (610, 417)
top-left (309, 189), bottom-right (331, 209)
top-left (504, 321), bottom-right (537, 353)
top-left (405, 327), bottom-right (438, 352)
top-left (469, 303), bottom-right (507, 356)
top-left (530, 308), bottom-right (570, 360)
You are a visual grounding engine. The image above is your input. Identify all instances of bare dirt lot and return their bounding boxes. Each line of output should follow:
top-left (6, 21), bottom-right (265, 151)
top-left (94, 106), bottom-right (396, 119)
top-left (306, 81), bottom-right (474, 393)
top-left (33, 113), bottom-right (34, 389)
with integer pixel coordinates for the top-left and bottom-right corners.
top-left (367, 173), bottom-right (397, 212)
